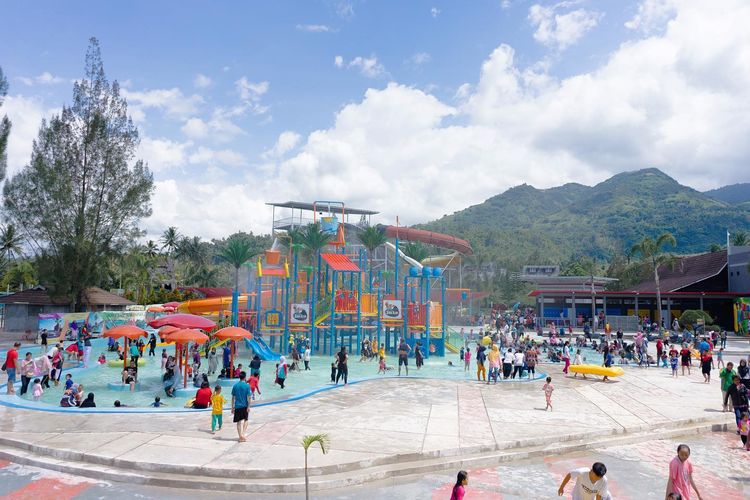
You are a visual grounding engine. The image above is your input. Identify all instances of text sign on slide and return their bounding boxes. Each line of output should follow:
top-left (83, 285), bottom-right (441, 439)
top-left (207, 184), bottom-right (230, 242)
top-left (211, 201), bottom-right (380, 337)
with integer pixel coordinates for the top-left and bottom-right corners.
top-left (382, 299), bottom-right (402, 320)
top-left (289, 303), bottom-right (310, 325)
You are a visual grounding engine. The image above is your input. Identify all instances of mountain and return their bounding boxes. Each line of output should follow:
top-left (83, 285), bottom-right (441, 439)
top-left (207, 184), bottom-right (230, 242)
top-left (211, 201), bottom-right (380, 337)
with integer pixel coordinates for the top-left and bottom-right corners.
top-left (419, 168), bottom-right (750, 267)
top-left (704, 183), bottom-right (750, 204)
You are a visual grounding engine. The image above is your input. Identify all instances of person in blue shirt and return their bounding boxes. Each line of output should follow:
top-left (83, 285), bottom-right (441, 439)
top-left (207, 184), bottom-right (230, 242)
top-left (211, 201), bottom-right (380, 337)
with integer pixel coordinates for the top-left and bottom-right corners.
top-left (231, 371), bottom-right (251, 442)
top-left (223, 345), bottom-right (232, 373)
top-left (698, 338), bottom-right (710, 354)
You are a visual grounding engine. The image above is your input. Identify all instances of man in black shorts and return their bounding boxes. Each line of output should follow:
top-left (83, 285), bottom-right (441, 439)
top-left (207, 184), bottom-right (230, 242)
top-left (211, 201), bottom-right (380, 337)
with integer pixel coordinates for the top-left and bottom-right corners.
top-left (231, 371), bottom-right (252, 442)
top-left (397, 338), bottom-right (411, 376)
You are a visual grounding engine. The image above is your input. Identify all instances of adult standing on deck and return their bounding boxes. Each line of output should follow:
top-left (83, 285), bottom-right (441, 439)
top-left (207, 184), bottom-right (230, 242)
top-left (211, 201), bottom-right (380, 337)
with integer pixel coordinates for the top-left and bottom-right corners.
top-left (231, 371), bottom-right (251, 442)
top-left (724, 375), bottom-right (749, 426)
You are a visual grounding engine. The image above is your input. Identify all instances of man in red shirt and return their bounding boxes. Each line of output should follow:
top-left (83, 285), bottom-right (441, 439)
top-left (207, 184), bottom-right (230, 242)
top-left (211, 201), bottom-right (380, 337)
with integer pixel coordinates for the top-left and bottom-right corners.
top-left (3, 342), bottom-right (21, 395)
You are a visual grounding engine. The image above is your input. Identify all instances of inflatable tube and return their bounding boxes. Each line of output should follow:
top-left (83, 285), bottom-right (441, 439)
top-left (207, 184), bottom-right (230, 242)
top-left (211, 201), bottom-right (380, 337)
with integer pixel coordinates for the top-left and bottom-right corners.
top-left (107, 358), bottom-right (146, 367)
top-left (568, 364), bottom-right (624, 378)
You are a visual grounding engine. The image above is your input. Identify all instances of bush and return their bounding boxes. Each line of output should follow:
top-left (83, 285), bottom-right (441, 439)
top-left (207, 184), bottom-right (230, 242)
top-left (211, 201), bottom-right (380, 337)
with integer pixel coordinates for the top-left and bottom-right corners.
top-left (678, 310), bottom-right (714, 331)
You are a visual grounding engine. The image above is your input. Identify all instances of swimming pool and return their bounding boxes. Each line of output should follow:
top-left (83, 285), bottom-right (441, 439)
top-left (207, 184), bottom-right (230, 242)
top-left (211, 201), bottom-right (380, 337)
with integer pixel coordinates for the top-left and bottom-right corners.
top-left (1, 339), bottom-right (548, 412)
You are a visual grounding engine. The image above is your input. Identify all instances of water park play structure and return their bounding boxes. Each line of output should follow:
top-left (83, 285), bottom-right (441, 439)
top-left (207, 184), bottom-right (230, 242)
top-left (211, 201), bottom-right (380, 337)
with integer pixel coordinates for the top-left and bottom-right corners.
top-left (176, 200), bottom-right (475, 359)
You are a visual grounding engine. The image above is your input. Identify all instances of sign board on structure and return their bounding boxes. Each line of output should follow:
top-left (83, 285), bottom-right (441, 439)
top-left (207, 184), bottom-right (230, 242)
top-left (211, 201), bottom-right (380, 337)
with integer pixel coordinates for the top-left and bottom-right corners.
top-left (382, 299), bottom-right (402, 320)
top-left (290, 303), bottom-right (310, 324)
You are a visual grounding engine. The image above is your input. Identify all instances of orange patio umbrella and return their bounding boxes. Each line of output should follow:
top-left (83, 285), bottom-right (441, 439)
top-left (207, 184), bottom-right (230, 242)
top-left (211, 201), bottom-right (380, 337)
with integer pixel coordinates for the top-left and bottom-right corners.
top-left (214, 327), bottom-right (253, 379)
top-left (169, 329), bottom-right (209, 388)
top-left (159, 325), bottom-right (179, 340)
top-left (103, 325), bottom-right (148, 371)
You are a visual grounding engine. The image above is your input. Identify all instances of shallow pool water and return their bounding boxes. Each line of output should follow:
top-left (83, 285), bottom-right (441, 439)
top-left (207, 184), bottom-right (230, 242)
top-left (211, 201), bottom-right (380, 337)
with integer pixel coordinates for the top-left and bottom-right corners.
top-left (5, 339), bottom-right (549, 410)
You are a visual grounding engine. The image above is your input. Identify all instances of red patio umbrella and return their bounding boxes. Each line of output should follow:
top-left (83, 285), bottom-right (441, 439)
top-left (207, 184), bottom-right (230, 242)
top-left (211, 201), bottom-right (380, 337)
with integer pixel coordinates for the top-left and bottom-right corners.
top-left (103, 325), bottom-right (148, 371)
top-left (163, 301), bottom-right (181, 308)
top-left (148, 313), bottom-right (216, 330)
top-left (214, 327), bottom-right (253, 378)
top-left (169, 329), bottom-right (209, 388)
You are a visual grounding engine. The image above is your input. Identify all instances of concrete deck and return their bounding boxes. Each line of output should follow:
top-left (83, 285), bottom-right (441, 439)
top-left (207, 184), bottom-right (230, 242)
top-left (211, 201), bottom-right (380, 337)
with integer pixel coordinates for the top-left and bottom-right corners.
top-left (0, 360), bottom-right (736, 493)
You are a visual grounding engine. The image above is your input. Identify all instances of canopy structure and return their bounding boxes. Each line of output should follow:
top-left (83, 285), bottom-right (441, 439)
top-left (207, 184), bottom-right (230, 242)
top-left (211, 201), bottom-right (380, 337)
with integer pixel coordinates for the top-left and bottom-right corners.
top-left (148, 313), bottom-right (216, 331)
top-left (215, 327), bottom-right (253, 378)
top-left (158, 325), bottom-right (180, 340)
top-left (102, 326), bottom-right (148, 370)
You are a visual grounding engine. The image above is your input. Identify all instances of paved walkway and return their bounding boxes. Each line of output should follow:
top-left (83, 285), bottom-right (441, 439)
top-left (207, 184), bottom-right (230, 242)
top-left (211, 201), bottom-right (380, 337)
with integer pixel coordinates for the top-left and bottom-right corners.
top-left (0, 360), bottom-right (737, 492)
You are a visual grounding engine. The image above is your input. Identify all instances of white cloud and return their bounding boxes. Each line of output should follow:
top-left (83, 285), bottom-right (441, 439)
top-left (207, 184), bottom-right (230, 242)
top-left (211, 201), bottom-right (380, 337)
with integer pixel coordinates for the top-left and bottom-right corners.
top-left (1, 95), bottom-right (53, 178)
top-left (408, 52), bottom-right (432, 66)
top-left (625, 0), bottom-right (678, 32)
top-left (188, 146), bottom-right (246, 167)
top-left (529, 3), bottom-right (602, 50)
top-left (17, 72), bottom-right (66, 86)
top-left (296, 24), bottom-right (332, 33)
top-left (194, 73), bottom-right (212, 88)
top-left (430, 7), bottom-right (441, 17)
top-left (122, 87), bottom-right (203, 121)
top-left (138, 136), bottom-right (189, 172)
top-left (262, 131), bottom-right (301, 160)
top-left (501, 0), bottom-right (512, 9)
top-left (181, 112), bottom-right (245, 142)
top-left (335, 0), bottom-right (354, 19)
top-left (334, 55), bottom-right (344, 68)
top-left (349, 56), bottom-right (387, 78)
top-left (181, 117), bottom-right (210, 139)
top-left (234, 77), bottom-right (270, 115)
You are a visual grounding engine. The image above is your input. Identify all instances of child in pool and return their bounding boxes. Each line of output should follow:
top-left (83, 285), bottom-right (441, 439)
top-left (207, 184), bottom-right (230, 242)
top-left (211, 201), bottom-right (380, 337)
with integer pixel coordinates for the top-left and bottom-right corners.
top-left (64, 374), bottom-right (74, 390)
top-left (330, 362), bottom-right (337, 383)
top-left (249, 373), bottom-right (261, 400)
top-left (378, 355), bottom-right (386, 374)
top-left (463, 349), bottom-right (471, 371)
top-left (151, 396), bottom-right (166, 407)
top-left (97, 353), bottom-right (106, 365)
top-left (32, 378), bottom-right (43, 401)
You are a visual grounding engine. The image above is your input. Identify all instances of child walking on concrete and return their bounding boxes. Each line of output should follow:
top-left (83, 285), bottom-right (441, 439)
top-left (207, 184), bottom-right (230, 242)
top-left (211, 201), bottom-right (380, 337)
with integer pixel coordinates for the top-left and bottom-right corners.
top-left (543, 376), bottom-right (554, 411)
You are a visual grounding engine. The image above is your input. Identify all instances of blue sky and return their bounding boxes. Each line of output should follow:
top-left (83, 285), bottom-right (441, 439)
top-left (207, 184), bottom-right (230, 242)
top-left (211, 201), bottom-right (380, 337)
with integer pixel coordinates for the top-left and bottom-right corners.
top-left (2, 1), bottom-right (749, 238)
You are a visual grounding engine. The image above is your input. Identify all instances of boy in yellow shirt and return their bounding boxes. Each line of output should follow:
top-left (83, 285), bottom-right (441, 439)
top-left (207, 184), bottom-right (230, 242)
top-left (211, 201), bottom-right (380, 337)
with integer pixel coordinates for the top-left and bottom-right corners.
top-left (211, 385), bottom-right (225, 433)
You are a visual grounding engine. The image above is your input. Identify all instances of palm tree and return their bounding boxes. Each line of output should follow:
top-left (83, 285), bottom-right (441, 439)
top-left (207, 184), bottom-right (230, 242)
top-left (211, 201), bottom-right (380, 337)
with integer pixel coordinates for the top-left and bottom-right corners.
top-left (709, 243), bottom-right (724, 253)
top-left (731, 230), bottom-right (749, 246)
top-left (218, 239), bottom-right (255, 324)
top-left (143, 240), bottom-right (159, 259)
top-left (630, 232), bottom-right (677, 327)
top-left (301, 433), bottom-right (330, 500)
top-left (0, 224), bottom-right (23, 261)
top-left (402, 242), bottom-right (429, 263)
top-left (188, 265), bottom-right (220, 287)
top-left (161, 226), bottom-right (180, 289)
top-left (358, 225), bottom-right (387, 290)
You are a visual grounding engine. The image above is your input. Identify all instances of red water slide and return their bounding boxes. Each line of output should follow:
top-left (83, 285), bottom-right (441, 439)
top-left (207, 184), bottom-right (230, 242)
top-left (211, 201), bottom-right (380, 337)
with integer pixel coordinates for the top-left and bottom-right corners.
top-left (382, 225), bottom-right (473, 255)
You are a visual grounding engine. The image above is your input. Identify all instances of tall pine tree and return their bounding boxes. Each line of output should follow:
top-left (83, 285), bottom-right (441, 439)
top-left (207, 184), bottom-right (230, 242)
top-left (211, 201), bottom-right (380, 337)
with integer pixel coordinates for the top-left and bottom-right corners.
top-left (2, 38), bottom-right (153, 308)
top-left (0, 66), bottom-right (11, 182)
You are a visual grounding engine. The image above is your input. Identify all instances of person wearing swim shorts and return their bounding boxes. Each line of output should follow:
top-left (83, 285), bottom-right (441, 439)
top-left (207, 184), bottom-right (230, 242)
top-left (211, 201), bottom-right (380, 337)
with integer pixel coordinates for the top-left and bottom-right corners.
top-left (397, 338), bottom-right (411, 376)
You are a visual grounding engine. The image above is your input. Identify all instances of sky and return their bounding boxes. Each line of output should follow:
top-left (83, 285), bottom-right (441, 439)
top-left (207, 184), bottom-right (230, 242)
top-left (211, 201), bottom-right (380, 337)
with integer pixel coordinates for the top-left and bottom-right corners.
top-left (2, 0), bottom-right (749, 240)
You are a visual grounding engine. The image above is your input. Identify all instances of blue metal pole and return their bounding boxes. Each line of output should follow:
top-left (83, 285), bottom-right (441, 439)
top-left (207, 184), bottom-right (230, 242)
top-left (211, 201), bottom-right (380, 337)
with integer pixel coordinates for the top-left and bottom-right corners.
top-left (311, 271), bottom-right (318, 353)
top-left (356, 271), bottom-right (362, 355)
top-left (441, 275), bottom-right (446, 357)
top-left (330, 270), bottom-right (337, 354)
top-left (376, 270), bottom-right (382, 351)
top-left (284, 275), bottom-right (290, 347)
top-left (394, 238), bottom-right (400, 299)
top-left (292, 249), bottom-right (299, 302)
top-left (425, 281), bottom-right (431, 359)
top-left (403, 276), bottom-right (408, 341)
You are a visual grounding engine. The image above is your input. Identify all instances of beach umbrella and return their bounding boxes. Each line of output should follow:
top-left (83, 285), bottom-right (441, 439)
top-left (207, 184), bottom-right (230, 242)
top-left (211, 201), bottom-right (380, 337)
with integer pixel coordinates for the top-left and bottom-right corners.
top-left (163, 301), bottom-right (181, 308)
top-left (169, 329), bottom-right (209, 388)
top-left (103, 326), bottom-right (148, 370)
top-left (159, 325), bottom-right (179, 339)
top-left (214, 327), bottom-right (253, 378)
top-left (148, 313), bottom-right (216, 330)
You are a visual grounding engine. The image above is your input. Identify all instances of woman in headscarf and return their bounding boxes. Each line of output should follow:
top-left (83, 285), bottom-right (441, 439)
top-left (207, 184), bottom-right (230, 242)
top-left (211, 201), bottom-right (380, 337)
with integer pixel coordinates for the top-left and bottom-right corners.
top-left (275, 356), bottom-right (288, 389)
top-left (487, 344), bottom-right (501, 384)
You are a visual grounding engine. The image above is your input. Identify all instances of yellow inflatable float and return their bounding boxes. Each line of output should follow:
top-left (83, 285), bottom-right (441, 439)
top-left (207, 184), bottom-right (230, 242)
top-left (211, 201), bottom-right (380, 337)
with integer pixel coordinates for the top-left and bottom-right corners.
top-left (107, 358), bottom-right (146, 367)
top-left (569, 364), bottom-right (624, 378)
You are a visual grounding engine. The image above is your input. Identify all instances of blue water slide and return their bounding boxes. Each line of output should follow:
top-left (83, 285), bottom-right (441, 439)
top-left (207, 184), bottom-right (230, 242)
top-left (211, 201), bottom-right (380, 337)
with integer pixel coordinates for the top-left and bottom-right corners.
top-left (244, 337), bottom-right (281, 361)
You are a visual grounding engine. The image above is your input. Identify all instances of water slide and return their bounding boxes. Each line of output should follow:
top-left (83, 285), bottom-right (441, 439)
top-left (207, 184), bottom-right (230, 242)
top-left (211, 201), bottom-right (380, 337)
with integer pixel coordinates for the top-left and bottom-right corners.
top-left (382, 226), bottom-right (473, 255)
top-left (421, 252), bottom-right (461, 268)
top-left (244, 337), bottom-right (281, 361)
top-left (384, 241), bottom-right (423, 270)
top-left (179, 295), bottom-right (250, 315)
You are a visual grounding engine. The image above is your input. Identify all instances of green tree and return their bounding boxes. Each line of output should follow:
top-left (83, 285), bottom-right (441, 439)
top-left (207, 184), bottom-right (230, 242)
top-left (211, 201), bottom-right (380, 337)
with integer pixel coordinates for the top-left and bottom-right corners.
top-left (0, 224), bottom-right (24, 261)
top-left (218, 238), bottom-right (255, 296)
top-left (630, 232), bottom-right (677, 327)
top-left (301, 433), bottom-right (330, 500)
top-left (731, 230), bottom-right (749, 246)
top-left (2, 38), bottom-right (153, 309)
top-left (161, 226), bottom-right (180, 289)
top-left (708, 243), bottom-right (724, 253)
top-left (357, 225), bottom-right (387, 290)
top-left (0, 260), bottom-right (37, 291)
top-left (402, 242), bottom-right (429, 263)
top-left (0, 67), bottom-right (11, 182)
top-left (187, 265), bottom-right (220, 287)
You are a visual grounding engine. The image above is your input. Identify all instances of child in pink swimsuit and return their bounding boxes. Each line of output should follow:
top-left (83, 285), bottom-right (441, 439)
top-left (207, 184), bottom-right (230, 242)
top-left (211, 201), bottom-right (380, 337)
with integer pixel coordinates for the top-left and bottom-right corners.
top-left (543, 376), bottom-right (554, 411)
